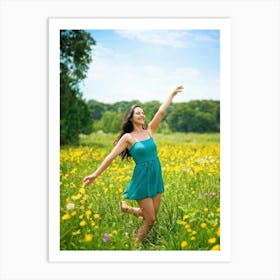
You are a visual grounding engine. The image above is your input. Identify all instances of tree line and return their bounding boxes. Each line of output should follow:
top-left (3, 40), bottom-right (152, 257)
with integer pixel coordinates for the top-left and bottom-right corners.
top-left (87, 99), bottom-right (220, 134)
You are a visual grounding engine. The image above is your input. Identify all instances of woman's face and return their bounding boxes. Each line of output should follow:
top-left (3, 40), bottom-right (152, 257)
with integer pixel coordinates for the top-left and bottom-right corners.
top-left (131, 107), bottom-right (145, 126)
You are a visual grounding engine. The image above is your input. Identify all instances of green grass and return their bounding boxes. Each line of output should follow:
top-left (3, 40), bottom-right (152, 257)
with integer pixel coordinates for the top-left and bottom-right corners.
top-left (60, 132), bottom-right (220, 251)
top-left (79, 132), bottom-right (220, 147)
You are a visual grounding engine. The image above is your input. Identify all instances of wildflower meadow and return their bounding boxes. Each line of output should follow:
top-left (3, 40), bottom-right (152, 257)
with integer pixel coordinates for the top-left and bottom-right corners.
top-left (60, 132), bottom-right (220, 251)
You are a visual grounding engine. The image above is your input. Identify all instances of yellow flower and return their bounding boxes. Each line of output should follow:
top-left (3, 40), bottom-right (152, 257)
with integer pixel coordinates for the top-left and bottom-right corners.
top-left (204, 208), bottom-right (208, 213)
top-left (111, 230), bottom-right (118, 236)
top-left (80, 220), bottom-right (86, 227)
top-left (208, 237), bottom-right (217, 244)
top-left (181, 241), bottom-right (188, 249)
top-left (216, 227), bottom-right (220, 237)
top-left (85, 210), bottom-right (92, 217)
top-left (94, 213), bottom-right (100, 219)
top-left (66, 197), bottom-right (71, 203)
top-left (71, 194), bottom-right (82, 201)
top-left (183, 214), bottom-right (189, 220)
top-left (212, 222), bottom-right (218, 227)
top-left (84, 234), bottom-right (93, 243)
top-left (79, 187), bottom-right (86, 194)
top-left (71, 211), bottom-right (77, 216)
top-left (62, 214), bottom-right (70, 220)
top-left (70, 167), bottom-right (77, 174)
top-left (200, 222), bottom-right (207, 229)
top-left (185, 224), bottom-right (191, 229)
top-left (91, 221), bottom-right (96, 227)
top-left (211, 244), bottom-right (220, 250)
top-left (72, 230), bottom-right (80, 236)
top-left (192, 230), bottom-right (197, 235)
top-left (216, 207), bottom-right (220, 213)
top-left (191, 236), bottom-right (195, 241)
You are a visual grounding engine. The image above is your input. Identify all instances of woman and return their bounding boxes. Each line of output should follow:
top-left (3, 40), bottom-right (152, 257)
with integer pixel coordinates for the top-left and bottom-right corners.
top-left (83, 85), bottom-right (184, 243)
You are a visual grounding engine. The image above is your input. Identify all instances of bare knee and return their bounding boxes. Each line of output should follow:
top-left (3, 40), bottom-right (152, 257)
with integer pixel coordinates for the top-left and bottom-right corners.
top-left (145, 215), bottom-right (156, 225)
top-left (137, 198), bottom-right (157, 225)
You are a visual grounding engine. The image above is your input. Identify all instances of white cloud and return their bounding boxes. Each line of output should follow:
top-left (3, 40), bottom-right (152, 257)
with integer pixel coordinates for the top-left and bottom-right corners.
top-left (115, 30), bottom-right (189, 48)
top-left (115, 30), bottom-right (218, 48)
top-left (81, 46), bottom-right (219, 103)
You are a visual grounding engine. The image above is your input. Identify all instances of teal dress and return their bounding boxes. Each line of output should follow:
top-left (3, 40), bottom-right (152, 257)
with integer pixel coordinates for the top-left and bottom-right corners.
top-left (124, 131), bottom-right (164, 200)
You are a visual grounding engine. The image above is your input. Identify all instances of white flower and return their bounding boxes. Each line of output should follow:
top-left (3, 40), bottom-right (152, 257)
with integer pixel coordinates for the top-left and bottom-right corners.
top-left (66, 202), bottom-right (75, 211)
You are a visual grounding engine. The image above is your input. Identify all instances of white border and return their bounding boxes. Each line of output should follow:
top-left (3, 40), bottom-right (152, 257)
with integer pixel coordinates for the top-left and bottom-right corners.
top-left (1, 0), bottom-right (279, 279)
top-left (49, 18), bottom-right (231, 262)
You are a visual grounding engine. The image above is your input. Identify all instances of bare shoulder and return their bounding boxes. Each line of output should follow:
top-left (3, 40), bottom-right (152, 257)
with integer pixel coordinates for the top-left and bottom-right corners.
top-left (146, 125), bottom-right (154, 137)
top-left (122, 133), bottom-right (134, 145)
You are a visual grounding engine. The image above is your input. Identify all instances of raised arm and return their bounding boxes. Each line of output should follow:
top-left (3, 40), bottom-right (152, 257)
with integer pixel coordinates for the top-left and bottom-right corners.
top-left (83, 134), bottom-right (129, 186)
top-left (148, 86), bottom-right (183, 134)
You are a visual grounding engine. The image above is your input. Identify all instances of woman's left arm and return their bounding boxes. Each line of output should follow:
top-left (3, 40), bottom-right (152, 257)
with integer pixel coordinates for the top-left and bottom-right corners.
top-left (148, 86), bottom-right (183, 134)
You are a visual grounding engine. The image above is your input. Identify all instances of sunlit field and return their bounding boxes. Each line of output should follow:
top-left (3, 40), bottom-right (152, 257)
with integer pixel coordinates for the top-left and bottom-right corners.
top-left (60, 132), bottom-right (220, 250)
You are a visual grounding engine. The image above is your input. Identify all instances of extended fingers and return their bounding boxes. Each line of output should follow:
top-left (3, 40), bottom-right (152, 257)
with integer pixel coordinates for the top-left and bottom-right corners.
top-left (173, 86), bottom-right (184, 94)
top-left (177, 85), bottom-right (184, 91)
top-left (83, 176), bottom-right (91, 185)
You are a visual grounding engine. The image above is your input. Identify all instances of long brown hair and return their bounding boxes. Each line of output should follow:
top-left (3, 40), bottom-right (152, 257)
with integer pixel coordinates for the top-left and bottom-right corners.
top-left (114, 104), bottom-right (143, 160)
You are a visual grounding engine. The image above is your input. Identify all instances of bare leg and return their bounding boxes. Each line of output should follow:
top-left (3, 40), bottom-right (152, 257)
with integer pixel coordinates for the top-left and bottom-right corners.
top-left (152, 194), bottom-right (161, 216)
top-left (120, 201), bottom-right (144, 218)
top-left (135, 198), bottom-right (157, 242)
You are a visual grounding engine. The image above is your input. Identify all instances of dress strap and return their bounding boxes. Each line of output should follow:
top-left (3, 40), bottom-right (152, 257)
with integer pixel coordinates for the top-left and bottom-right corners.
top-left (129, 133), bottom-right (137, 142)
top-left (147, 130), bottom-right (152, 138)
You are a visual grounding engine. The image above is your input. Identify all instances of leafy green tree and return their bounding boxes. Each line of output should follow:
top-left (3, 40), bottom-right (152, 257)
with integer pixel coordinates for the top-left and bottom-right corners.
top-left (60, 30), bottom-right (96, 144)
top-left (142, 101), bottom-right (161, 122)
top-left (89, 99), bottom-right (142, 133)
top-left (87, 100), bottom-right (108, 120)
top-left (192, 111), bottom-right (216, 132)
top-left (167, 100), bottom-right (220, 133)
top-left (109, 100), bottom-right (142, 114)
top-left (98, 111), bottom-right (123, 133)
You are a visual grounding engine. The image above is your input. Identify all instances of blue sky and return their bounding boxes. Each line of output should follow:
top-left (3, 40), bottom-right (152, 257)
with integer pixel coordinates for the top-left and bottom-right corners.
top-left (80, 29), bottom-right (220, 103)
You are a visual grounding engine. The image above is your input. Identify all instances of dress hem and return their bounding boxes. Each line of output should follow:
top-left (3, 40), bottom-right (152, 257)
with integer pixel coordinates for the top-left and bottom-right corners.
top-left (123, 191), bottom-right (164, 201)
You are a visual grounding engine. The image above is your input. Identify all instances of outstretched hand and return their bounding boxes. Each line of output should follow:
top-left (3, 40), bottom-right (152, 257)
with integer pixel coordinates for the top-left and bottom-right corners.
top-left (172, 85), bottom-right (184, 96)
top-left (83, 174), bottom-right (96, 186)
